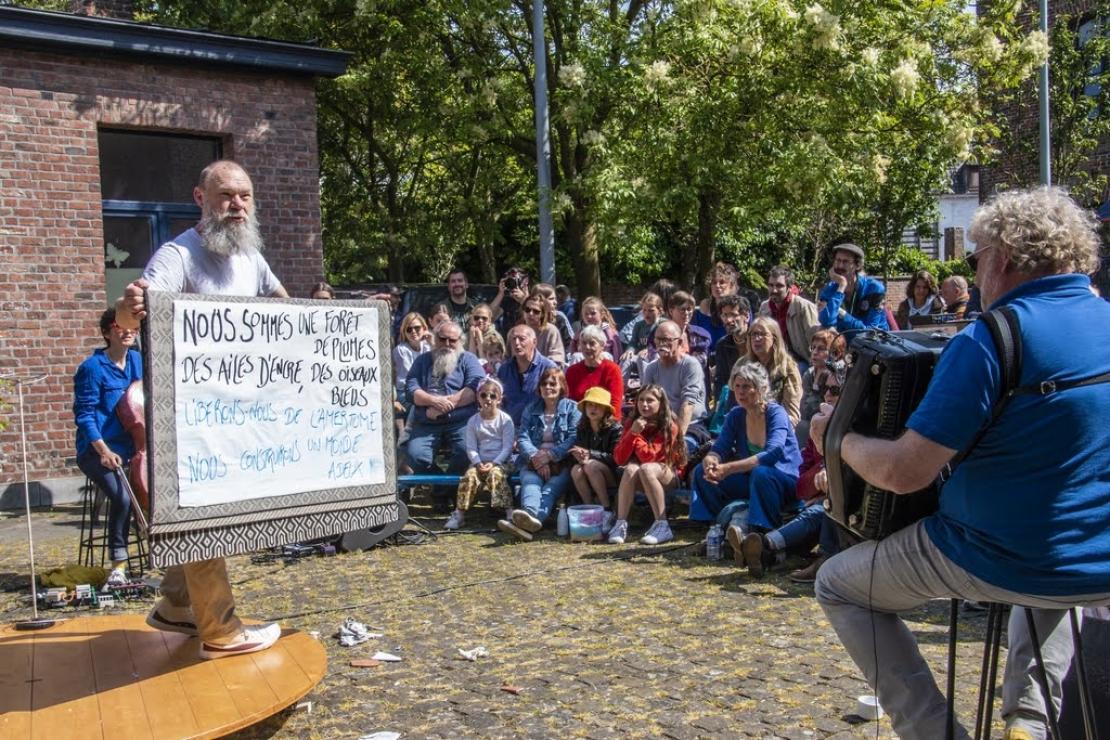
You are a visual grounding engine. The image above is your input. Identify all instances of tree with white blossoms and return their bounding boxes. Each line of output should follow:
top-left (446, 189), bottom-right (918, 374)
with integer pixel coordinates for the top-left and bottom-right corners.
top-left (600, 0), bottom-right (1051, 290)
top-left (100, 0), bottom-right (1053, 292)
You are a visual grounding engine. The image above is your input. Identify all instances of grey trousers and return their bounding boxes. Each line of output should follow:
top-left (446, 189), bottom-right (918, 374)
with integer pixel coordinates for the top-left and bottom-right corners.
top-left (815, 520), bottom-right (1110, 740)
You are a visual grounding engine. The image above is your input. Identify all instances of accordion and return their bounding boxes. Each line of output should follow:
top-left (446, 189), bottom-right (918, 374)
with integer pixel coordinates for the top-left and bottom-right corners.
top-left (824, 330), bottom-right (953, 541)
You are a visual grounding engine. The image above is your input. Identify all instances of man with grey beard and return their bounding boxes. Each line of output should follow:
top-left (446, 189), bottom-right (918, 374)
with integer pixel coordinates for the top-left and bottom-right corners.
top-left (405, 320), bottom-right (486, 510)
top-left (116, 160), bottom-right (288, 660)
top-left (138, 160), bottom-right (287, 295)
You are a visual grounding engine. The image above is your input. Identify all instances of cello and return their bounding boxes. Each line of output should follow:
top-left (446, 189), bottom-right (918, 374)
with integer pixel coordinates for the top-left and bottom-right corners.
top-left (115, 380), bottom-right (149, 536)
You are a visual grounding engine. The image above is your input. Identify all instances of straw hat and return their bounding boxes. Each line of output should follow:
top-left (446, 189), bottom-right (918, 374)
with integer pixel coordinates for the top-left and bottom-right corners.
top-left (578, 387), bottom-right (617, 416)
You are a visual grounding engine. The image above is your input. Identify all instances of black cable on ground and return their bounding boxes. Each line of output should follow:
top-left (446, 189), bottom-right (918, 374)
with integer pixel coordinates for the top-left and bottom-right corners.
top-left (262, 540), bottom-right (698, 622)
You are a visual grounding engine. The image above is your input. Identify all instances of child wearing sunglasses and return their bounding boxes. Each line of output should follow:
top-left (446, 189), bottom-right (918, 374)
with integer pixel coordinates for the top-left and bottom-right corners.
top-left (446, 377), bottom-right (515, 531)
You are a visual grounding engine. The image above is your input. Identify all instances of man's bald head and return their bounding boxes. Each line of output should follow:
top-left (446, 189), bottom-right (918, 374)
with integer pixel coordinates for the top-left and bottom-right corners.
top-left (198, 160), bottom-right (251, 190)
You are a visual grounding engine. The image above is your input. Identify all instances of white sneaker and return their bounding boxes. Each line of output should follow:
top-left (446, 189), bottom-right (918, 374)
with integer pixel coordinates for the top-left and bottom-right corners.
top-left (511, 509), bottom-right (543, 533)
top-left (146, 600), bottom-right (198, 636)
top-left (640, 519), bottom-right (674, 545)
top-left (444, 510), bottom-right (464, 530)
top-left (607, 519), bottom-right (628, 544)
top-left (103, 567), bottom-right (128, 591)
top-left (199, 622), bottom-right (282, 660)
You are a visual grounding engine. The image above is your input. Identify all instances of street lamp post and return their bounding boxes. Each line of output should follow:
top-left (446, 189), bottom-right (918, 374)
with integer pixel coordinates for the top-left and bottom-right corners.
top-left (532, 0), bottom-right (556, 284)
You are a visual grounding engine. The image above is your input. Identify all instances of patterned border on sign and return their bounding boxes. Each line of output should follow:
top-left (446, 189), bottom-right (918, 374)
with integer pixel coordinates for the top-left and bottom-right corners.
top-left (143, 291), bottom-right (398, 567)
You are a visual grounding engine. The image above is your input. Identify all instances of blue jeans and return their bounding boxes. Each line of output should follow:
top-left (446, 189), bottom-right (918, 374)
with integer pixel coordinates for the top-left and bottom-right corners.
top-left (77, 448), bottom-right (131, 562)
top-left (518, 467), bottom-right (572, 523)
top-left (770, 499), bottom-right (840, 556)
top-left (692, 463), bottom-right (800, 531)
top-left (407, 418), bottom-right (468, 477)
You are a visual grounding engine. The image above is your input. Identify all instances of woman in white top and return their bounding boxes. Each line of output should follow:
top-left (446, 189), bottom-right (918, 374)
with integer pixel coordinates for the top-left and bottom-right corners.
top-left (894, 269), bottom-right (945, 329)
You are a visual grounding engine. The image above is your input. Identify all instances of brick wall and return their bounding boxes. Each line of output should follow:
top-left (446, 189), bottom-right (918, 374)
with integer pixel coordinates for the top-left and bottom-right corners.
top-left (0, 47), bottom-right (326, 501)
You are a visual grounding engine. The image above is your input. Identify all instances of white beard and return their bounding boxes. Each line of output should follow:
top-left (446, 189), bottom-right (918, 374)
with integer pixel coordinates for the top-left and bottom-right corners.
top-left (432, 347), bottom-right (462, 379)
top-left (198, 209), bottom-right (265, 257)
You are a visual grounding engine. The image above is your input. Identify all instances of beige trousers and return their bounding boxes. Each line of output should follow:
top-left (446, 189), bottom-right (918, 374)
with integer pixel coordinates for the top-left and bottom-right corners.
top-left (160, 557), bottom-right (242, 643)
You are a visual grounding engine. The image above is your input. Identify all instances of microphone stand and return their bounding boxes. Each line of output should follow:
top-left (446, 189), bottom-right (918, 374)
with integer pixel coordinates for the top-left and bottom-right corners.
top-left (2, 372), bottom-right (58, 630)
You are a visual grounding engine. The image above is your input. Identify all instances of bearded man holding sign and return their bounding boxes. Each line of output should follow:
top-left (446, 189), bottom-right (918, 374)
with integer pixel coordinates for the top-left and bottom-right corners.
top-left (117, 160), bottom-right (288, 659)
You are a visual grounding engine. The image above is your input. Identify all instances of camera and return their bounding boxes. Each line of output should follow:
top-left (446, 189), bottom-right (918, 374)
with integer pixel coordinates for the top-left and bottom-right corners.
top-left (504, 276), bottom-right (519, 291)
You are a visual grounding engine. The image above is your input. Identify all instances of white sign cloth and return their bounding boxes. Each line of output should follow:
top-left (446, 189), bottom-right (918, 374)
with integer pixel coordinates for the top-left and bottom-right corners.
top-left (172, 299), bottom-right (386, 507)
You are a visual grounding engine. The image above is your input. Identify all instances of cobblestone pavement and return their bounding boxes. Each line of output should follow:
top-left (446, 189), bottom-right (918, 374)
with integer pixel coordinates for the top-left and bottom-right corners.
top-left (0, 503), bottom-right (1005, 738)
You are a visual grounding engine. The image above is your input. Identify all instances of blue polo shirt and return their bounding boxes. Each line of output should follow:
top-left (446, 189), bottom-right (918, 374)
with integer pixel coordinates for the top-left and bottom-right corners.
top-left (908, 274), bottom-right (1110, 596)
top-left (497, 351), bottom-right (556, 425)
top-left (73, 348), bottom-right (143, 459)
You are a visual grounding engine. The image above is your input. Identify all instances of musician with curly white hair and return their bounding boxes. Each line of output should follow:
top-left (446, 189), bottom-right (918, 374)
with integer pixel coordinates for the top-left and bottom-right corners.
top-left (810, 187), bottom-right (1110, 740)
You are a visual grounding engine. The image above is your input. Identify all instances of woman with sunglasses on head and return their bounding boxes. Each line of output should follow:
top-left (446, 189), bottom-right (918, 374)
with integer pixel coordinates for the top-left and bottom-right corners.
top-left (446, 377), bottom-right (515, 531)
top-left (692, 361), bottom-right (802, 569)
top-left (520, 293), bottom-right (566, 366)
top-left (73, 308), bottom-right (143, 587)
top-left (737, 362), bottom-right (846, 579)
top-left (499, 367), bottom-right (581, 541)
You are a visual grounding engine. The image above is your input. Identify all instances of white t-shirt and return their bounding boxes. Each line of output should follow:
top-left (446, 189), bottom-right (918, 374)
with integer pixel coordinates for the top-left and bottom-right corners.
top-left (142, 227), bottom-right (282, 297)
top-left (465, 409), bottom-right (515, 465)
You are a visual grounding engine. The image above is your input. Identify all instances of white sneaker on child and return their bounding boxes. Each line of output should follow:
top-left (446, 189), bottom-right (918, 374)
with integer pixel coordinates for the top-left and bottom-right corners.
top-left (640, 519), bottom-right (673, 545)
top-left (607, 519), bottom-right (628, 544)
top-left (444, 510), bottom-right (464, 530)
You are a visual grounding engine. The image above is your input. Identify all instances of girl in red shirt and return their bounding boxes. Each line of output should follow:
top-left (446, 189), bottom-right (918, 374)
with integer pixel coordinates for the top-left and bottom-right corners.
top-left (607, 384), bottom-right (687, 546)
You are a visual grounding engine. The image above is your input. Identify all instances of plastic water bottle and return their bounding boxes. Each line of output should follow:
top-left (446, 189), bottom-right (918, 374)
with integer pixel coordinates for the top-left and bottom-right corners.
top-left (706, 524), bottom-right (723, 561)
top-left (556, 505), bottom-right (569, 537)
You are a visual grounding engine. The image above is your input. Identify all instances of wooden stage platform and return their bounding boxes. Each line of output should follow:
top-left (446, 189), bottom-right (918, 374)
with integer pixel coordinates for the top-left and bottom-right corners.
top-left (0, 614), bottom-right (327, 739)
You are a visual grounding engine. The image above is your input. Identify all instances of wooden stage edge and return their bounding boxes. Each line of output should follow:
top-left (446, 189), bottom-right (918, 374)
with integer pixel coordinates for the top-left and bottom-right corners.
top-left (0, 614), bottom-right (327, 740)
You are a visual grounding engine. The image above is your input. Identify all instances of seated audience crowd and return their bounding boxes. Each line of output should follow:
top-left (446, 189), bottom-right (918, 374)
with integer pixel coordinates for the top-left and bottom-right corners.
top-left (381, 250), bottom-right (977, 579)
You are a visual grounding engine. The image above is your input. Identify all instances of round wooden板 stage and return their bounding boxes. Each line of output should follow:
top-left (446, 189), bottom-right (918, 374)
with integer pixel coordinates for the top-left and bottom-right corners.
top-left (0, 614), bottom-right (326, 739)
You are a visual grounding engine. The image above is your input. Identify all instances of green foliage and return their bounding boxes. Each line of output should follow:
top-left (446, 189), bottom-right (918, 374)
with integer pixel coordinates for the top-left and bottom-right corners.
top-left (44, 0), bottom-right (1046, 295)
top-left (888, 245), bottom-right (973, 281)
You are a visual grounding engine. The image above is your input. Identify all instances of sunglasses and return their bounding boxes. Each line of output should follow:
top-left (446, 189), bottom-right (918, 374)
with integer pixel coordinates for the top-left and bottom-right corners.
top-left (966, 245), bottom-right (994, 271)
top-left (523, 307), bottom-right (543, 315)
top-left (479, 391), bottom-right (500, 400)
top-left (437, 335), bottom-right (461, 344)
top-left (406, 325), bottom-right (424, 333)
top-left (471, 315), bottom-right (490, 323)
top-left (822, 384), bottom-right (842, 397)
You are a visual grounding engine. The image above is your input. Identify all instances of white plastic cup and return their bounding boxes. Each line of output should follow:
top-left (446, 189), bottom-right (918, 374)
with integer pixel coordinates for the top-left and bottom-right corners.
top-left (856, 694), bottom-right (884, 721)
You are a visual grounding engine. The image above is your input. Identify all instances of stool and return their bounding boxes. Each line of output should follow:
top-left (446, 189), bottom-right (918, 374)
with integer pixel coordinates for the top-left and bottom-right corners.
top-left (946, 600), bottom-right (1097, 740)
top-left (77, 475), bottom-right (148, 577)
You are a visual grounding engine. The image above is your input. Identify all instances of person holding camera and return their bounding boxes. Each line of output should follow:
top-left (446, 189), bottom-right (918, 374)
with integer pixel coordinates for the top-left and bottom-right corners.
top-left (491, 267), bottom-right (529, 336)
top-left (809, 188), bottom-right (1110, 740)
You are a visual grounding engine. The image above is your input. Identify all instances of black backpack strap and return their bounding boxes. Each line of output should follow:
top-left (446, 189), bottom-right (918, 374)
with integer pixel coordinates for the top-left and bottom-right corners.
top-left (1010, 372), bottom-right (1110, 396)
top-left (947, 305), bottom-right (1110, 472)
top-left (948, 306), bottom-right (1022, 469)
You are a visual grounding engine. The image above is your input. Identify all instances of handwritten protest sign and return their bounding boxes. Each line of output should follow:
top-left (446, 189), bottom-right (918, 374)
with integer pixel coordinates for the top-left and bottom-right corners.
top-left (172, 299), bottom-right (386, 507)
